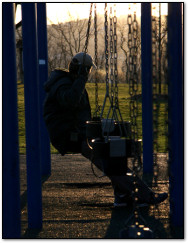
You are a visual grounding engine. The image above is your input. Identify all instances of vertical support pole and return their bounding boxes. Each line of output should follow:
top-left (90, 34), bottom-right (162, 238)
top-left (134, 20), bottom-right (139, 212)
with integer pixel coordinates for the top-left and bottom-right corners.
top-left (168, 3), bottom-right (183, 227)
top-left (2, 3), bottom-right (21, 238)
top-left (141, 3), bottom-right (153, 174)
top-left (37, 3), bottom-right (51, 176)
top-left (22, 3), bottom-right (42, 228)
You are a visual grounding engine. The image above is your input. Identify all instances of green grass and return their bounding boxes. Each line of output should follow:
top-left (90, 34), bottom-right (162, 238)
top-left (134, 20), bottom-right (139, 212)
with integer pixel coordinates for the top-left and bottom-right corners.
top-left (17, 81), bottom-right (26, 154)
top-left (17, 81), bottom-right (168, 154)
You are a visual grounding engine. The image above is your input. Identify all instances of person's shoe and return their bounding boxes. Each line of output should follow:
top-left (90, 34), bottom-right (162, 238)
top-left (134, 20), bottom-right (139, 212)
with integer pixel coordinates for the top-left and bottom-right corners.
top-left (149, 192), bottom-right (168, 205)
top-left (114, 192), bottom-right (168, 208)
top-left (134, 192), bottom-right (168, 207)
top-left (114, 193), bottom-right (149, 208)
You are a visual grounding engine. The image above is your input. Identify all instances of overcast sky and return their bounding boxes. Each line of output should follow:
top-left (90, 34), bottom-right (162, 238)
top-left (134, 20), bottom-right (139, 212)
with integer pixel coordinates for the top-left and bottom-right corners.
top-left (15, 3), bottom-right (168, 25)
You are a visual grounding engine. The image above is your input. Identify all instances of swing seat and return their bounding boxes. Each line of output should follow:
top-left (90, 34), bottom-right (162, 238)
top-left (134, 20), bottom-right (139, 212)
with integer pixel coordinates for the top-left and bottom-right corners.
top-left (90, 137), bottom-right (127, 176)
top-left (111, 121), bottom-right (131, 137)
top-left (86, 119), bottom-right (132, 139)
top-left (90, 137), bottom-right (141, 158)
top-left (86, 120), bottom-right (102, 139)
top-left (86, 119), bottom-right (142, 158)
top-left (86, 119), bottom-right (142, 174)
top-left (101, 119), bottom-right (131, 137)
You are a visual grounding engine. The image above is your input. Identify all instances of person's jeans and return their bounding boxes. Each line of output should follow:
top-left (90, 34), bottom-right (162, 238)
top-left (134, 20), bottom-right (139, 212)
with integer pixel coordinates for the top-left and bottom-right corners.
top-left (81, 140), bottom-right (154, 202)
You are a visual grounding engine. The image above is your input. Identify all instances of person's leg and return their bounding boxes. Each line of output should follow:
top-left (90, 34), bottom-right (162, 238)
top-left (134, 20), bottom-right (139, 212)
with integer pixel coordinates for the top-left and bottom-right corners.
top-left (81, 140), bottom-right (154, 203)
top-left (109, 172), bottom-right (154, 203)
top-left (51, 133), bottom-right (83, 156)
top-left (53, 139), bottom-right (167, 205)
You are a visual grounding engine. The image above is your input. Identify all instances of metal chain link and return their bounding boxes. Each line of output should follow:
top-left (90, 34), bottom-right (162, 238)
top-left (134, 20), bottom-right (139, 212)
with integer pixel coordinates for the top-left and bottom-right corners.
top-left (93, 3), bottom-right (100, 117)
top-left (101, 4), bottom-right (126, 138)
top-left (127, 4), bottom-right (140, 225)
top-left (162, 14), bottom-right (172, 219)
top-left (112, 4), bottom-right (125, 131)
top-left (104, 2), bottom-right (109, 97)
top-left (152, 5), bottom-right (160, 188)
top-left (158, 3), bottom-right (162, 95)
top-left (163, 15), bottom-right (169, 156)
top-left (113, 5), bottom-right (119, 111)
top-left (83, 3), bottom-right (93, 65)
top-left (100, 3), bottom-right (110, 118)
top-left (109, 6), bottom-right (114, 110)
top-left (128, 5), bottom-right (139, 167)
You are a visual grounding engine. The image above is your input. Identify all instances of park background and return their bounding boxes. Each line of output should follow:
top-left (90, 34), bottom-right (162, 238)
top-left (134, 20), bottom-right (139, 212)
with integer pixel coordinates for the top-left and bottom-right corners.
top-left (15, 3), bottom-right (168, 155)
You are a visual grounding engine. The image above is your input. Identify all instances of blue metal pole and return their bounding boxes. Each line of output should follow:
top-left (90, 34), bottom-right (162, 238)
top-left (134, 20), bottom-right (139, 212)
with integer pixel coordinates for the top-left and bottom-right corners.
top-left (37, 3), bottom-right (51, 176)
top-left (168, 3), bottom-right (183, 227)
top-left (22, 3), bottom-right (42, 229)
top-left (2, 3), bottom-right (21, 238)
top-left (141, 3), bottom-right (153, 174)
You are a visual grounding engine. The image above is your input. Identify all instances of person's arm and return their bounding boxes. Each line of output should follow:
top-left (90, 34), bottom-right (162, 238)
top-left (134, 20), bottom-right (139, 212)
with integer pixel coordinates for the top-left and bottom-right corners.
top-left (57, 74), bottom-right (87, 108)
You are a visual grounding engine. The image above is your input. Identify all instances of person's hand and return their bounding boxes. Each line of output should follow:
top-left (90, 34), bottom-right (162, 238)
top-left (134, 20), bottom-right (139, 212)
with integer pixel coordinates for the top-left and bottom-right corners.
top-left (78, 64), bottom-right (90, 79)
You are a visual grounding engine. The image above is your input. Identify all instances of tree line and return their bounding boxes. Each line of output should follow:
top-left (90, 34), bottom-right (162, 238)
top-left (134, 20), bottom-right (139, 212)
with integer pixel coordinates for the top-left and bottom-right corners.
top-left (16, 13), bottom-right (168, 86)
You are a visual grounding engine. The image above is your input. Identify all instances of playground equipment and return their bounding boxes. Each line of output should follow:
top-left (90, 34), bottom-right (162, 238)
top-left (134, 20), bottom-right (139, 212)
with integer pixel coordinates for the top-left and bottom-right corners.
top-left (3, 3), bottom-right (21, 238)
top-left (3, 2), bottom-right (183, 238)
top-left (85, 3), bottom-right (142, 177)
top-left (3, 2), bottom-right (51, 237)
top-left (168, 3), bottom-right (183, 227)
top-left (37, 4), bottom-right (51, 176)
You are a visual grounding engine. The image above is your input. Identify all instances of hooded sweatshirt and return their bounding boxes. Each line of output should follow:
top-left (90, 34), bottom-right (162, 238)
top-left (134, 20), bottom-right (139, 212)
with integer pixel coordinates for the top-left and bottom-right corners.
top-left (43, 69), bottom-right (91, 146)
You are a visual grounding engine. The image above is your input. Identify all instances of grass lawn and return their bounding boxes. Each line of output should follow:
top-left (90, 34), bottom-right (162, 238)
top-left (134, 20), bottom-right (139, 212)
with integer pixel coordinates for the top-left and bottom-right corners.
top-left (17, 81), bottom-right (168, 154)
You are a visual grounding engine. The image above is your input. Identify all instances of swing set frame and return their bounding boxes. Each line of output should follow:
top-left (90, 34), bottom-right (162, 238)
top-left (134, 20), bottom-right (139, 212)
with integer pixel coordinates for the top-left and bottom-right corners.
top-left (2, 2), bottom-right (183, 238)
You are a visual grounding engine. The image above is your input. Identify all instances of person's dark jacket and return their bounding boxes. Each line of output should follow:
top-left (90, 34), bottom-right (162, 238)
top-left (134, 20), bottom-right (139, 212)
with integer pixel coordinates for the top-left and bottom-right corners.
top-left (43, 69), bottom-right (91, 147)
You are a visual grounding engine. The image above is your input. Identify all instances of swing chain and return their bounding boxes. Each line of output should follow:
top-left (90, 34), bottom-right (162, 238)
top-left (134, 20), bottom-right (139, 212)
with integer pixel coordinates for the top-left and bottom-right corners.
top-left (100, 3), bottom-right (110, 119)
top-left (83, 3), bottom-right (93, 63)
top-left (94, 3), bottom-right (100, 116)
top-left (127, 5), bottom-right (140, 223)
top-left (128, 7), bottom-right (139, 153)
top-left (110, 6), bottom-right (114, 104)
top-left (113, 4), bottom-right (119, 109)
top-left (128, 14), bottom-right (133, 50)
top-left (152, 5), bottom-right (159, 187)
top-left (101, 4), bottom-right (126, 136)
top-left (104, 3), bottom-right (109, 97)
top-left (163, 16), bottom-right (169, 155)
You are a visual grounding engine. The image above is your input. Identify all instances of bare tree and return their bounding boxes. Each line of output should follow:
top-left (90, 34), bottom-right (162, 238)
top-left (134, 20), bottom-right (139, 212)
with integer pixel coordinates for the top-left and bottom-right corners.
top-left (15, 23), bottom-right (24, 83)
top-left (47, 12), bottom-right (106, 75)
top-left (117, 17), bottom-right (141, 84)
top-left (47, 15), bottom-right (95, 73)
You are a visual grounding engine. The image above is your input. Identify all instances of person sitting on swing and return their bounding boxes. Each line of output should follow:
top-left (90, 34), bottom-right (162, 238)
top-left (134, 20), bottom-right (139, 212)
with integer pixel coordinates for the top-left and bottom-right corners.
top-left (43, 52), bottom-right (168, 207)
